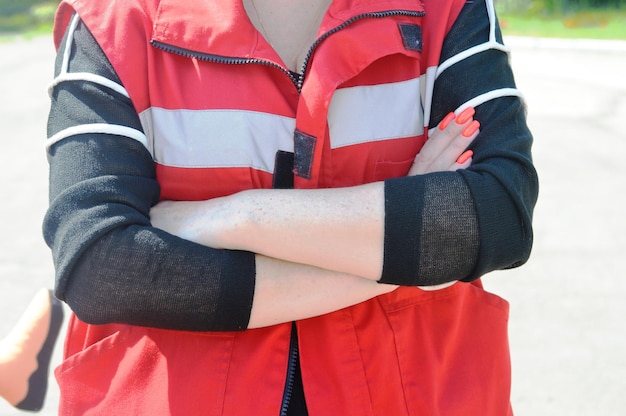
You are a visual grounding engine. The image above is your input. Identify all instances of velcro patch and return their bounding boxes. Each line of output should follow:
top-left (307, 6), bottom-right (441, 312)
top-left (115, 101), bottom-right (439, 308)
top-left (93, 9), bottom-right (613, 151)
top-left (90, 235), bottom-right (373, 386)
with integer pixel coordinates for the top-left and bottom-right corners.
top-left (398, 23), bottom-right (423, 52)
top-left (273, 150), bottom-right (295, 189)
top-left (293, 130), bottom-right (317, 179)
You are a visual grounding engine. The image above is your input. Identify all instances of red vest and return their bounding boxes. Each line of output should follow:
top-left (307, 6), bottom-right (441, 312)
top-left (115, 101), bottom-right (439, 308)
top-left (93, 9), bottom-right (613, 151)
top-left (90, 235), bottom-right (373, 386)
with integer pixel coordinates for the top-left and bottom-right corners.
top-left (53, 0), bottom-right (514, 414)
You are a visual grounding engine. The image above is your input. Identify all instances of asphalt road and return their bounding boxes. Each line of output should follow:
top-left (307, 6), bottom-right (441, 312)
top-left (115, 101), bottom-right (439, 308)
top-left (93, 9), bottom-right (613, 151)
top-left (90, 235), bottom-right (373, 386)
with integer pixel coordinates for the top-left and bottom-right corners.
top-left (0, 34), bottom-right (625, 415)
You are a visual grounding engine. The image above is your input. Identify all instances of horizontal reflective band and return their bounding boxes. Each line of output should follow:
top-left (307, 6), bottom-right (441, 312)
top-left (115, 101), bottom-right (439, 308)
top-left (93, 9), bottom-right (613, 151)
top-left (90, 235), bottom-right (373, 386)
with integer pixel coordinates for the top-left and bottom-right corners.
top-left (48, 72), bottom-right (130, 99)
top-left (139, 79), bottom-right (425, 171)
top-left (140, 108), bottom-right (296, 173)
top-left (436, 0), bottom-right (510, 79)
top-left (46, 124), bottom-right (148, 150)
top-left (328, 77), bottom-right (423, 149)
top-left (455, 88), bottom-right (525, 113)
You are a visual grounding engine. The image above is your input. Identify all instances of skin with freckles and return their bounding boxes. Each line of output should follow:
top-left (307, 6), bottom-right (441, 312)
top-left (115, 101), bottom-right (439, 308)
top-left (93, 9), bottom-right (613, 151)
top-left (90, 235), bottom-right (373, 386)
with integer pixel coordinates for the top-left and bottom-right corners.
top-left (150, 112), bottom-right (479, 327)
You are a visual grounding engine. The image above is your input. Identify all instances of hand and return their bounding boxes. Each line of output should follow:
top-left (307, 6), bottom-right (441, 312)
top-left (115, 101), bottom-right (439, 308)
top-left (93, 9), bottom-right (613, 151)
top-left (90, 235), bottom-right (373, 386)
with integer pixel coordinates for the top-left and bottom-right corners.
top-left (408, 107), bottom-right (480, 175)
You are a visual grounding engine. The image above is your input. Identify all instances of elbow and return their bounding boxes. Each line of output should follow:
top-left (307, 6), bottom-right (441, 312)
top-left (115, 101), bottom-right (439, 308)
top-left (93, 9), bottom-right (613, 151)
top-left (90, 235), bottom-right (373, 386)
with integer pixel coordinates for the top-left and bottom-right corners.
top-left (63, 294), bottom-right (107, 326)
top-left (506, 225), bottom-right (534, 270)
top-left (472, 197), bottom-right (536, 278)
top-left (52, 229), bottom-right (133, 327)
top-left (467, 173), bottom-right (538, 279)
top-left (60, 264), bottom-right (119, 326)
top-left (508, 168), bottom-right (538, 270)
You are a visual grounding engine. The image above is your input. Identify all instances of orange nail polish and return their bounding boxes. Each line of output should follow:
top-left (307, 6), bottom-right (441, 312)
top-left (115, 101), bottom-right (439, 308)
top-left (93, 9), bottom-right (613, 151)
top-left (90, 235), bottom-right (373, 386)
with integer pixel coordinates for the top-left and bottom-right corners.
top-left (439, 112), bottom-right (456, 131)
top-left (456, 107), bottom-right (475, 125)
top-left (456, 150), bottom-right (473, 165)
top-left (462, 120), bottom-right (480, 137)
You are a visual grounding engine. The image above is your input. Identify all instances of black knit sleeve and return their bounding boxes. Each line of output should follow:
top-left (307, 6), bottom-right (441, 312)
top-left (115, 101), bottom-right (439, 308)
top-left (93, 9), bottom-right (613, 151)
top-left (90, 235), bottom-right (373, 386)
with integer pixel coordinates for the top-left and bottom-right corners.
top-left (380, 0), bottom-right (538, 285)
top-left (44, 18), bottom-right (256, 331)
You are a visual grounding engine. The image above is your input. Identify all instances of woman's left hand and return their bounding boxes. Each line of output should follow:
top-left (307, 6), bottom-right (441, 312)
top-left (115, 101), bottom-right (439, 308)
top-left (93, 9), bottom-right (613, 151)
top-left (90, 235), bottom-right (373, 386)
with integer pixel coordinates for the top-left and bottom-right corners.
top-left (409, 107), bottom-right (480, 175)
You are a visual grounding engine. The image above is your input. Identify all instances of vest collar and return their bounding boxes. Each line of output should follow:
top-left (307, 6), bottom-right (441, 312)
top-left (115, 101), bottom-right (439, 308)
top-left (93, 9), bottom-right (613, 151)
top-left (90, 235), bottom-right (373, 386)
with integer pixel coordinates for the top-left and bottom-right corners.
top-left (151, 0), bottom-right (425, 60)
top-left (151, 0), bottom-right (260, 59)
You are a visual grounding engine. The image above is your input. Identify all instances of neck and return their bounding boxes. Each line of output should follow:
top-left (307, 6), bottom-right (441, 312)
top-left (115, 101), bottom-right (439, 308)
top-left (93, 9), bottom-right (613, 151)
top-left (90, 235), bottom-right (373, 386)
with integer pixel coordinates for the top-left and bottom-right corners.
top-left (244, 0), bottom-right (331, 71)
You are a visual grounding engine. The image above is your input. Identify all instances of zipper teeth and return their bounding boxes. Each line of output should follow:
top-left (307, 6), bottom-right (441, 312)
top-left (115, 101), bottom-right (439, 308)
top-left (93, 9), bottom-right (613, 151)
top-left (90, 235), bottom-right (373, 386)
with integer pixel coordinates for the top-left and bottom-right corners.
top-left (150, 40), bottom-right (299, 83)
top-left (279, 323), bottom-right (299, 416)
top-left (279, 344), bottom-right (299, 416)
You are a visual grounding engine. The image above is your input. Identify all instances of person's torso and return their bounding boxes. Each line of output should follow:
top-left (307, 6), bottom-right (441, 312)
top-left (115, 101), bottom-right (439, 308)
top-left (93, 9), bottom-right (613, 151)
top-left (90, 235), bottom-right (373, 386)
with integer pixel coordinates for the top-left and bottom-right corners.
top-left (99, 0), bottom-right (436, 199)
top-left (53, 1), bottom-right (513, 415)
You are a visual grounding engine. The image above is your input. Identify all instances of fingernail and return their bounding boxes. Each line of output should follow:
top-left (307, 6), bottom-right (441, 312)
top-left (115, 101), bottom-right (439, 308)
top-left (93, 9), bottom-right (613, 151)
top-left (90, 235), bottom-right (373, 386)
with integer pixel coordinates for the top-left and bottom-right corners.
top-left (462, 120), bottom-right (480, 138)
top-left (456, 150), bottom-right (473, 165)
top-left (456, 107), bottom-right (475, 125)
top-left (439, 112), bottom-right (456, 131)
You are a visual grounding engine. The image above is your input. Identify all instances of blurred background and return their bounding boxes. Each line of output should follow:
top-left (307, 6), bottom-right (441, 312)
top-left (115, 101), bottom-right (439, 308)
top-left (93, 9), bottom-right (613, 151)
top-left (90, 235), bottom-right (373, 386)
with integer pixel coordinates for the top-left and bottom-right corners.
top-left (1, 0), bottom-right (625, 415)
top-left (1, 0), bottom-right (626, 39)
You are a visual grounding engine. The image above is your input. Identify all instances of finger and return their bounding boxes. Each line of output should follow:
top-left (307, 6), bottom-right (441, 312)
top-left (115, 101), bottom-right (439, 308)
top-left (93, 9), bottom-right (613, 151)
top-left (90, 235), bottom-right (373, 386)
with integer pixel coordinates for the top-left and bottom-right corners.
top-left (427, 120), bottom-right (479, 173)
top-left (410, 112), bottom-right (463, 174)
top-left (428, 120), bottom-right (480, 172)
top-left (437, 107), bottom-right (478, 155)
top-left (410, 107), bottom-right (475, 175)
top-left (449, 150), bottom-right (473, 171)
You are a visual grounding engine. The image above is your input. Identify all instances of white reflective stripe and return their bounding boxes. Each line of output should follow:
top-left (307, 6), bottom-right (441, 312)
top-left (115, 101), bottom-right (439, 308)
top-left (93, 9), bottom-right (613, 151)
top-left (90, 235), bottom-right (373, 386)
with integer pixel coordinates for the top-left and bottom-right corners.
top-left (139, 108), bottom-right (295, 172)
top-left (455, 88), bottom-right (524, 114)
top-left (485, 0), bottom-right (500, 41)
top-left (61, 14), bottom-right (80, 73)
top-left (328, 77), bottom-right (423, 149)
top-left (46, 124), bottom-right (148, 150)
top-left (436, 0), bottom-right (510, 79)
top-left (48, 72), bottom-right (130, 98)
top-left (436, 41), bottom-right (510, 79)
top-left (423, 0), bottom-right (525, 126)
top-left (47, 13), bottom-right (129, 99)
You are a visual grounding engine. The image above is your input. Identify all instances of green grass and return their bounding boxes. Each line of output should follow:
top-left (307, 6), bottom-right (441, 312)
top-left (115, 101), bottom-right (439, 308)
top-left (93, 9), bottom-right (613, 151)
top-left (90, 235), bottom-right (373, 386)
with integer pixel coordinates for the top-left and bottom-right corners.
top-left (0, 2), bottom-right (56, 40)
top-left (2, 3), bottom-right (626, 42)
top-left (498, 9), bottom-right (626, 40)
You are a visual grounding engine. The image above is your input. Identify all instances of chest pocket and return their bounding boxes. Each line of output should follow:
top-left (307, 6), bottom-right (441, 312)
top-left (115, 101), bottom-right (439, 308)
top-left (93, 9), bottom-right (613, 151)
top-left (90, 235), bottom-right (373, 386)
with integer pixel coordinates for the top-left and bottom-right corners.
top-left (326, 54), bottom-right (426, 187)
top-left (314, 16), bottom-right (427, 187)
top-left (327, 74), bottom-right (425, 185)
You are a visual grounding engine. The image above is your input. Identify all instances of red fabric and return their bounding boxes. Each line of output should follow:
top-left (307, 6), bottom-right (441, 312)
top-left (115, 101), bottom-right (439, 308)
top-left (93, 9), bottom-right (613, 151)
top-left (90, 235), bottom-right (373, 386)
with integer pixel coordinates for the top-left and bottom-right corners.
top-left (300, 282), bottom-right (513, 415)
top-left (56, 283), bottom-right (513, 415)
top-left (56, 317), bottom-right (292, 415)
top-left (53, 0), bottom-right (514, 414)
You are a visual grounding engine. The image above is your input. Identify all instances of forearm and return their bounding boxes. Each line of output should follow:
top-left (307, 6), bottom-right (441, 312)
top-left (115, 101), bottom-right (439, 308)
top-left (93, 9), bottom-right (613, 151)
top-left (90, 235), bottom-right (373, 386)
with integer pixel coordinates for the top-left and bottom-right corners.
top-left (152, 183), bottom-right (386, 281)
top-left (229, 183), bottom-right (385, 281)
top-left (58, 222), bottom-right (256, 331)
top-left (249, 255), bottom-right (396, 328)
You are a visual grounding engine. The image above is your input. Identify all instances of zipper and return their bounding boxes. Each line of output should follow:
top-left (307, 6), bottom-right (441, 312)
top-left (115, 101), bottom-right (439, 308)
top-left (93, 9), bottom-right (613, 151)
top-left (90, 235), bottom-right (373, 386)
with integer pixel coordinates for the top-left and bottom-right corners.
top-left (150, 40), bottom-right (302, 86)
top-left (280, 322), bottom-right (300, 416)
top-left (151, 9), bottom-right (425, 93)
